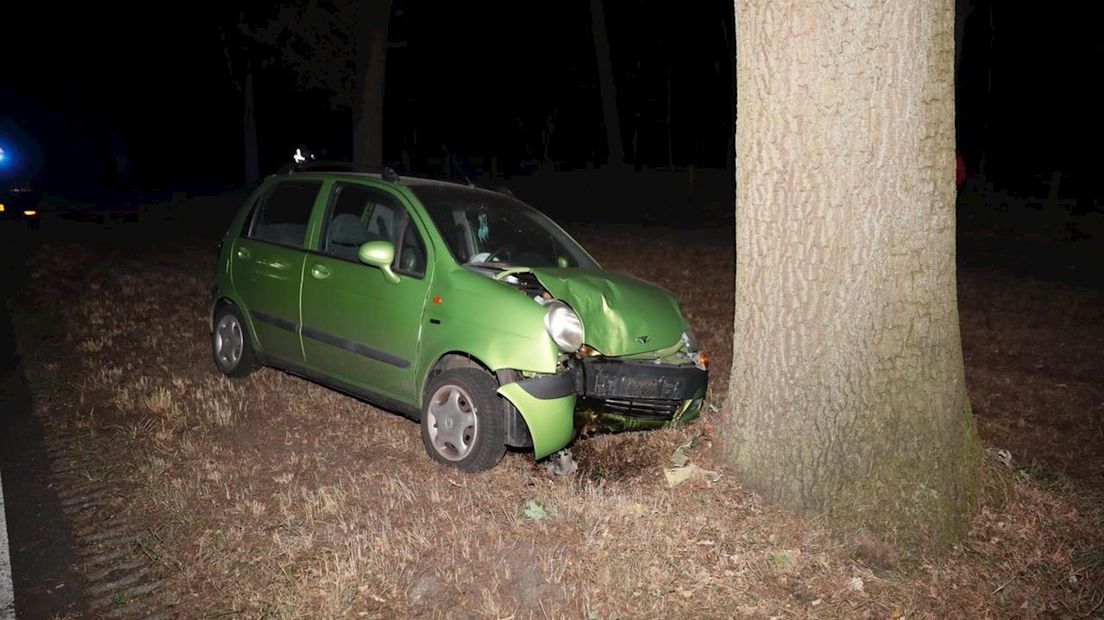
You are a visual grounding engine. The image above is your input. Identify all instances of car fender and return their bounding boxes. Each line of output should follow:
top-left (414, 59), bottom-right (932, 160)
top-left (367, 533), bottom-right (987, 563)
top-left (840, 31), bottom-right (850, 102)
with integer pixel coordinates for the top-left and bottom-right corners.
top-left (496, 374), bottom-right (576, 460)
top-left (416, 267), bottom-right (563, 396)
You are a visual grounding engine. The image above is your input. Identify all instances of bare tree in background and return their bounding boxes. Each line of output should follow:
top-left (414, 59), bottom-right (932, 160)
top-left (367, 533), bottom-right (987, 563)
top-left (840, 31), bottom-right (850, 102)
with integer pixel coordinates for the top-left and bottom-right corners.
top-left (221, 22), bottom-right (259, 185)
top-left (246, 0), bottom-right (394, 170)
top-left (589, 0), bottom-right (625, 167)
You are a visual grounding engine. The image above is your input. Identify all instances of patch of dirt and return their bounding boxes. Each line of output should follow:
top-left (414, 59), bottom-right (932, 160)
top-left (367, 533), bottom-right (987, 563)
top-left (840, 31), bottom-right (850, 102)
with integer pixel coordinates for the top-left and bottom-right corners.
top-left (7, 213), bottom-right (1103, 618)
top-left (959, 268), bottom-right (1104, 486)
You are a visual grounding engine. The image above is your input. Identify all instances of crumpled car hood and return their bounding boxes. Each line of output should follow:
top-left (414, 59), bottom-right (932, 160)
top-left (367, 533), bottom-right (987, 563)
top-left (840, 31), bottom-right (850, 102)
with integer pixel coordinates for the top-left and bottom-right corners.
top-left (529, 268), bottom-right (687, 356)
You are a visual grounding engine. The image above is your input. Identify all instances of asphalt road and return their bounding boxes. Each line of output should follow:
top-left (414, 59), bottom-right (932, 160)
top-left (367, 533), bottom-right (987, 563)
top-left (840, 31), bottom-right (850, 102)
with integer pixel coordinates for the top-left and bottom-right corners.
top-left (1, 225), bottom-right (87, 617)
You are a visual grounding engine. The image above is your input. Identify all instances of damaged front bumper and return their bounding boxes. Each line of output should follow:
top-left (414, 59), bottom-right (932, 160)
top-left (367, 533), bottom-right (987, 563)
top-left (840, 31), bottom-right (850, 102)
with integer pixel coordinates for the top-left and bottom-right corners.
top-left (573, 358), bottom-right (707, 432)
top-left (498, 358), bottom-right (707, 460)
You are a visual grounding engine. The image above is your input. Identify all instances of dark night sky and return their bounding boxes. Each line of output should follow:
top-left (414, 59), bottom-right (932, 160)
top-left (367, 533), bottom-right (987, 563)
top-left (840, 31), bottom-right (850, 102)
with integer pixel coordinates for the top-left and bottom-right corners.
top-left (1, 1), bottom-right (1100, 203)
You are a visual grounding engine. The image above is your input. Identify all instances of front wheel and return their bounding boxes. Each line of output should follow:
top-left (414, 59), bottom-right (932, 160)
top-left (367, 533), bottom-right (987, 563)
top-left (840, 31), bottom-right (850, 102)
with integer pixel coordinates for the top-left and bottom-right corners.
top-left (420, 368), bottom-right (507, 472)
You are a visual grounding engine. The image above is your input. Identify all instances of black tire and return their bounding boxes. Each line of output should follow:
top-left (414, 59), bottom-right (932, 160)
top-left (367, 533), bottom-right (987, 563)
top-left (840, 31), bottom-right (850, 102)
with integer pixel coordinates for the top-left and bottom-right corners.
top-left (420, 368), bottom-right (507, 472)
top-left (211, 303), bottom-right (258, 378)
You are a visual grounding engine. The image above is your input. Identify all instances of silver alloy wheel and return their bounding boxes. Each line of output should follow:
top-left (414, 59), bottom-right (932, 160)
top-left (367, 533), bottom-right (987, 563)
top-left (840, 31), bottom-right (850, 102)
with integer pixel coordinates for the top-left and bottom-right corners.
top-left (426, 384), bottom-right (479, 461)
top-left (214, 314), bottom-right (244, 371)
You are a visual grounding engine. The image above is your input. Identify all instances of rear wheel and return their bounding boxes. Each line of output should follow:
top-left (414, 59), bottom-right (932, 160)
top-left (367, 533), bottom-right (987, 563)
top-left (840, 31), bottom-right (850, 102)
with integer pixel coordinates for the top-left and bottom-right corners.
top-left (420, 368), bottom-right (507, 472)
top-left (212, 304), bottom-right (257, 378)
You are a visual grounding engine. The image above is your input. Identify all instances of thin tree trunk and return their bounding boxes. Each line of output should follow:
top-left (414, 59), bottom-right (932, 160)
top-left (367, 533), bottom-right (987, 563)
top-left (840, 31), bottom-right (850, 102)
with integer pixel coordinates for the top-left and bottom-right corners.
top-left (589, 0), bottom-right (625, 167)
top-left (353, 0), bottom-right (393, 171)
top-left (665, 60), bottom-right (673, 168)
top-left (954, 0), bottom-right (974, 86)
top-left (243, 69), bottom-right (259, 185)
top-left (724, 0), bottom-right (981, 552)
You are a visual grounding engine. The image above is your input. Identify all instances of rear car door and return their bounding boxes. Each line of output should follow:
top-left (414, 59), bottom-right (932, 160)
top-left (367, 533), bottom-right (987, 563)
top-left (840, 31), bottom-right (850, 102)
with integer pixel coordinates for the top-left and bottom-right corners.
top-left (300, 181), bottom-right (432, 403)
top-left (231, 180), bottom-right (323, 365)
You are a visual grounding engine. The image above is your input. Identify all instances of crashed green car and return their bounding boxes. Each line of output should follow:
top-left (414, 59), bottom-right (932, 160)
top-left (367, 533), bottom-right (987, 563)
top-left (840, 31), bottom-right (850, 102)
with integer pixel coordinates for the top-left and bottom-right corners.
top-left (210, 165), bottom-right (708, 471)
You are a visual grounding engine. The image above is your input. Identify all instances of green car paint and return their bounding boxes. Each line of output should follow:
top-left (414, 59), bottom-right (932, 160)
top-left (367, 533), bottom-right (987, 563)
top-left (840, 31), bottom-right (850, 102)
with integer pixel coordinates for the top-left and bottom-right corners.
top-left (300, 249), bottom-right (432, 402)
top-left (212, 170), bottom-right (707, 467)
top-left (358, 240), bottom-right (400, 284)
top-left (229, 237), bottom-right (310, 364)
top-left (529, 268), bottom-right (688, 356)
top-left (496, 382), bottom-right (577, 460)
top-left (416, 266), bottom-right (562, 380)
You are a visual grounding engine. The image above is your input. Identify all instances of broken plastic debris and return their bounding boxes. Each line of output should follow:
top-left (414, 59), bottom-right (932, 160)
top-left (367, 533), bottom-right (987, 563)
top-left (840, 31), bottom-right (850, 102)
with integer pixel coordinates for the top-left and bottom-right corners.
top-left (665, 434), bottom-right (718, 487)
top-left (523, 500), bottom-right (549, 520)
top-left (670, 442), bottom-right (690, 468)
top-left (542, 449), bottom-right (578, 476)
top-left (663, 464), bottom-right (721, 487)
top-left (669, 434), bottom-right (704, 468)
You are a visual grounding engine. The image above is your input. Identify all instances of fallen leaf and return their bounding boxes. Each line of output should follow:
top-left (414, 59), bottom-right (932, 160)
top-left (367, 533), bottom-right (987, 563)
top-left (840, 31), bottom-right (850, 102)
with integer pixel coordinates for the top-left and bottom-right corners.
top-left (664, 464), bottom-right (721, 487)
top-left (523, 499), bottom-right (550, 520)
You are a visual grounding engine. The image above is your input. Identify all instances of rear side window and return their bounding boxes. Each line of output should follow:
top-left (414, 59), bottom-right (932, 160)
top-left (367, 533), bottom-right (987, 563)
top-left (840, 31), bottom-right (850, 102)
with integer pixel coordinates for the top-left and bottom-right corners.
top-left (321, 183), bottom-right (400, 260)
top-left (248, 181), bottom-right (322, 248)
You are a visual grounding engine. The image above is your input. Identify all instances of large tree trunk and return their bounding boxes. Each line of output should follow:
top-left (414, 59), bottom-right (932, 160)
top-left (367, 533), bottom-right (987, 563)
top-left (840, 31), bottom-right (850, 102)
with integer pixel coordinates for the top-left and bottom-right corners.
top-left (352, 0), bottom-right (393, 171)
top-left (724, 0), bottom-right (982, 551)
top-left (589, 0), bottom-right (625, 167)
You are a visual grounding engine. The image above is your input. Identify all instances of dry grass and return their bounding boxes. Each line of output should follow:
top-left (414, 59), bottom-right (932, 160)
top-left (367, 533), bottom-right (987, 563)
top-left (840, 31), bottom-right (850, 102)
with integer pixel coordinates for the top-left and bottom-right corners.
top-left (11, 223), bottom-right (1104, 618)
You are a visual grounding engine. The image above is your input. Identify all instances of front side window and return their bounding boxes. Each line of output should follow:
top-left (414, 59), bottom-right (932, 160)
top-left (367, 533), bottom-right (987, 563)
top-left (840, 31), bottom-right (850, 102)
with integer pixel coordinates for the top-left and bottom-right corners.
top-left (412, 185), bottom-right (597, 269)
top-left (395, 219), bottom-right (426, 277)
top-left (321, 183), bottom-right (427, 277)
top-left (248, 181), bottom-right (322, 248)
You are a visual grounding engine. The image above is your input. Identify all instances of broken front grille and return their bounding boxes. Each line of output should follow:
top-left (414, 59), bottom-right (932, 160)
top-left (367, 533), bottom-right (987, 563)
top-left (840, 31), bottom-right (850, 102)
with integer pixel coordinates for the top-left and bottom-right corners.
top-left (578, 396), bottom-right (681, 420)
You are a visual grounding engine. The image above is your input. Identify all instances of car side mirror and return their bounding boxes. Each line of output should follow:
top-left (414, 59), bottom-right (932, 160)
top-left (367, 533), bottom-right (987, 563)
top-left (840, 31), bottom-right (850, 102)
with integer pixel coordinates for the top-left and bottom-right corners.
top-left (358, 241), bottom-right (400, 284)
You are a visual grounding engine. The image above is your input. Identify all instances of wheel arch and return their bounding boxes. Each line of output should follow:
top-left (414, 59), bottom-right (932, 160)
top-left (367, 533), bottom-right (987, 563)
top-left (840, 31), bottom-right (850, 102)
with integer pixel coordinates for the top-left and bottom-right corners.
top-left (210, 296), bottom-right (261, 352)
top-left (420, 352), bottom-right (533, 449)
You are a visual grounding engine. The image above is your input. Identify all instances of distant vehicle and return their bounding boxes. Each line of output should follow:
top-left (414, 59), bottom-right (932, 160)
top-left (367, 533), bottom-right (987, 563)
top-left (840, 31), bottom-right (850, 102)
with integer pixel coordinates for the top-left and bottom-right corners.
top-left (209, 160), bottom-right (708, 471)
top-left (0, 145), bottom-right (42, 228)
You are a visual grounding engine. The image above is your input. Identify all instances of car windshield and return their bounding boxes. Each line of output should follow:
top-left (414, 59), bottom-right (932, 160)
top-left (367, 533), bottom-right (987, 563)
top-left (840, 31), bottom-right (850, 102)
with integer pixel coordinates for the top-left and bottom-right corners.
top-left (412, 185), bottom-right (598, 269)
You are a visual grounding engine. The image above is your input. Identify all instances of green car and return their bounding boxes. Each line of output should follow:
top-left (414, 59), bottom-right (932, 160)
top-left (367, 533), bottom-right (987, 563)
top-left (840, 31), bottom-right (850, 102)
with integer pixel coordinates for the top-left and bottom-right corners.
top-left (210, 164), bottom-right (708, 471)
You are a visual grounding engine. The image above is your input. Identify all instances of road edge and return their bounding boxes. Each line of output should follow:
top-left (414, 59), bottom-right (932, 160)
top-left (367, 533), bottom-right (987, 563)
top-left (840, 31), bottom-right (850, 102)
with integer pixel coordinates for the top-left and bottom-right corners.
top-left (1, 470), bottom-right (14, 620)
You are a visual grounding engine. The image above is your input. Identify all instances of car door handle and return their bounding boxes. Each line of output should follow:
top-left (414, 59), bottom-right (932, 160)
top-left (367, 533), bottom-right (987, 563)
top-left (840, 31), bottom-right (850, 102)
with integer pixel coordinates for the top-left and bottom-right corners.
top-left (310, 264), bottom-right (331, 280)
top-left (236, 247), bottom-right (251, 260)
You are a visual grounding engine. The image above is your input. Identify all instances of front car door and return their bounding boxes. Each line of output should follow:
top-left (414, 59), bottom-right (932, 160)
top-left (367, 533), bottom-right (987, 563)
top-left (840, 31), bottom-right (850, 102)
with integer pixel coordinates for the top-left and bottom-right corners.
top-left (230, 179), bottom-right (323, 365)
top-left (300, 181), bottom-right (432, 404)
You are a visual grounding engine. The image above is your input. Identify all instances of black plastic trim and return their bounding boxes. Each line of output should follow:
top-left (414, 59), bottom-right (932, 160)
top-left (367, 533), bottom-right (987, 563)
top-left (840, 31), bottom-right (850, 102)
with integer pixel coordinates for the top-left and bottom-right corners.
top-left (251, 309), bottom-right (298, 333)
top-left (579, 359), bottom-right (707, 401)
top-left (514, 373), bottom-right (574, 400)
top-left (300, 325), bottom-right (411, 369)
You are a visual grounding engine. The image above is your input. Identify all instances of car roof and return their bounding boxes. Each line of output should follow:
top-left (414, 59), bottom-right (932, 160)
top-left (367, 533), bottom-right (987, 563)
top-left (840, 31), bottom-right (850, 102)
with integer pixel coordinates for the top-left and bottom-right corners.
top-left (271, 167), bottom-right (509, 195)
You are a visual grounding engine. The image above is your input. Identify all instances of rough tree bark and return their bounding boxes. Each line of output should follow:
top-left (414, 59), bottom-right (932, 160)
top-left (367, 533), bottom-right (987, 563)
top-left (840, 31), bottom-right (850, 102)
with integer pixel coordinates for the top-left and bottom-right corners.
top-left (352, 0), bottom-right (393, 171)
top-left (724, 0), bottom-right (982, 551)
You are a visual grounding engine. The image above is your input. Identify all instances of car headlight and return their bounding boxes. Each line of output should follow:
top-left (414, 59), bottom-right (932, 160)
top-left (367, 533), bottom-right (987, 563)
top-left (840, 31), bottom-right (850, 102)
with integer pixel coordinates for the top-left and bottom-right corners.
top-left (544, 301), bottom-right (584, 352)
top-left (680, 329), bottom-right (699, 352)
